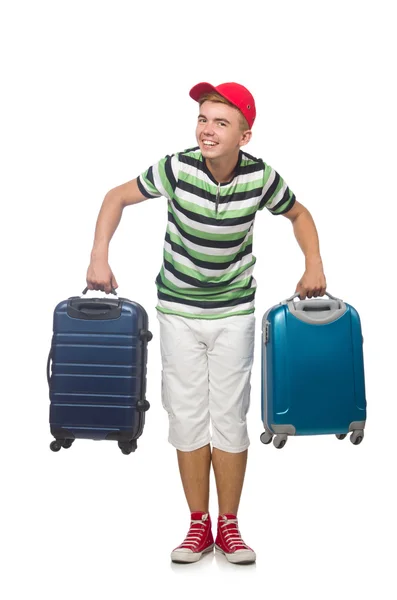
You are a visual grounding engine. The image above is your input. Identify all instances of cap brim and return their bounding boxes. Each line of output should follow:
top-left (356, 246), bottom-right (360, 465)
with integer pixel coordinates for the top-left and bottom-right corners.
top-left (189, 82), bottom-right (218, 102)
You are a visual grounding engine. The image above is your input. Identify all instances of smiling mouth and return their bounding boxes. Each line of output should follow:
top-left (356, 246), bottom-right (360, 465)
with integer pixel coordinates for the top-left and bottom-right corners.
top-left (202, 140), bottom-right (218, 147)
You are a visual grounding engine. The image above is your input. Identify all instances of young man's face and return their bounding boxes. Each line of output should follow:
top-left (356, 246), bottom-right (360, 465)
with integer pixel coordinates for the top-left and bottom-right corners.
top-left (196, 100), bottom-right (251, 160)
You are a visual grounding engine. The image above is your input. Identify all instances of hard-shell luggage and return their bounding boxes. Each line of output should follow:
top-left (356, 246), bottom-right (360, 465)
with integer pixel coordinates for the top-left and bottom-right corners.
top-left (48, 289), bottom-right (152, 455)
top-left (260, 291), bottom-right (366, 449)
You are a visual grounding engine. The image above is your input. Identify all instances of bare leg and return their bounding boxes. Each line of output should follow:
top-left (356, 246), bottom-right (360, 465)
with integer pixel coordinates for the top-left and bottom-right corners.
top-left (211, 448), bottom-right (248, 515)
top-left (176, 444), bottom-right (212, 512)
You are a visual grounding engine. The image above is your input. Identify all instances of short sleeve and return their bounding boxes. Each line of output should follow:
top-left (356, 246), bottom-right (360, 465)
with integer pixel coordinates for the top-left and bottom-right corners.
top-left (258, 161), bottom-right (296, 215)
top-left (137, 153), bottom-right (179, 200)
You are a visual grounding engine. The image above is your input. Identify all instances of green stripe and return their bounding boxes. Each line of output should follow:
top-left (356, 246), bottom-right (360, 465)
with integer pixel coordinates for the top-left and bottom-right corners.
top-left (167, 229), bottom-right (253, 263)
top-left (179, 171), bottom-right (218, 194)
top-left (141, 171), bottom-right (159, 196)
top-left (159, 265), bottom-right (253, 296)
top-left (240, 158), bottom-right (258, 166)
top-left (164, 250), bottom-right (256, 284)
top-left (157, 283), bottom-right (255, 303)
top-left (156, 307), bottom-right (255, 320)
top-left (263, 163), bottom-right (274, 188)
top-left (157, 159), bottom-right (174, 199)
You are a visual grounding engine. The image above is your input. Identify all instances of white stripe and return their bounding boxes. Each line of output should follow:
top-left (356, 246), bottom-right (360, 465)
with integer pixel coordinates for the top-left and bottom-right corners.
top-left (167, 221), bottom-right (252, 256)
top-left (175, 185), bottom-right (262, 213)
top-left (170, 154), bottom-right (179, 180)
top-left (164, 240), bottom-right (254, 277)
top-left (139, 176), bottom-right (161, 198)
top-left (260, 168), bottom-right (276, 204)
top-left (152, 163), bottom-right (169, 199)
top-left (266, 182), bottom-right (288, 210)
top-left (171, 200), bottom-right (253, 235)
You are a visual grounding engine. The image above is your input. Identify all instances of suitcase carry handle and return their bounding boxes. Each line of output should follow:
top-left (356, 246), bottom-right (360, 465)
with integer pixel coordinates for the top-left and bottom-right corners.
top-left (82, 286), bottom-right (117, 296)
top-left (285, 291), bottom-right (342, 303)
top-left (47, 348), bottom-right (52, 386)
top-left (283, 291), bottom-right (346, 324)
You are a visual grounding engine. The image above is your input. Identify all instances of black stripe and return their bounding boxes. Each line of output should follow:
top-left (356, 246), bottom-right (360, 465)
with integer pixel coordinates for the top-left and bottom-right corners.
top-left (137, 176), bottom-right (158, 199)
top-left (179, 148), bottom-right (263, 176)
top-left (157, 290), bottom-right (256, 309)
top-left (164, 155), bottom-right (177, 192)
top-left (168, 212), bottom-right (248, 249)
top-left (165, 231), bottom-right (253, 270)
top-left (220, 186), bottom-right (263, 203)
top-left (259, 171), bottom-right (280, 210)
top-left (239, 162), bottom-right (265, 175)
top-left (178, 152), bottom-right (203, 171)
top-left (242, 151), bottom-right (263, 162)
top-left (271, 193), bottom-right (296, 215)
top-left (178, 179), bottom-right (214, 202)
top-left (177, 179), bottom-right (263, 203)
top-left (239, 153), bottom-right (265, 175)
top-left (170, 199), bottom-right (256, 228)
top-left (156, 271), bottom-right (254, 297)
top-left (162, 258), bottom-right (250, 289)
top-left (146, 166), bottom-right (155, 188)
top-left (271, 188), bottom-right (291, 213)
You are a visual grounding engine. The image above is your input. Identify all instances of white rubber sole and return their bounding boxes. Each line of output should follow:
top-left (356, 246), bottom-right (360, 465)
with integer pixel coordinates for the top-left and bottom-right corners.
top-left (215, 544), bottom-right (256, 564)
top-left (171, 543), bottom-right (214, 563)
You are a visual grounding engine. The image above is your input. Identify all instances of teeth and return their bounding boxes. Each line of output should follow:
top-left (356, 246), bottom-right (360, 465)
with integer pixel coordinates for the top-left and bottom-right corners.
top-left (203, 141), bottom-right (216, 146)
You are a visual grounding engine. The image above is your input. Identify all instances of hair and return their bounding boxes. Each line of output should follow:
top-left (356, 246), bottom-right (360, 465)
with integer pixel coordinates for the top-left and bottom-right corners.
top-left (199, 92), bottom-right (250, 132)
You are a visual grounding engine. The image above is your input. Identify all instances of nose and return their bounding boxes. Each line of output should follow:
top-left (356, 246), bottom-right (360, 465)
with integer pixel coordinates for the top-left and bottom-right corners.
top-left (202, 121), bottom-right (215, 136)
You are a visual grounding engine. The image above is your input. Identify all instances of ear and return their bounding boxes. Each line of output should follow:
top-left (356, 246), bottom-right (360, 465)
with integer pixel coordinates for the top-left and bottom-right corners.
top-left (239, 130), bottom-right (252, 147)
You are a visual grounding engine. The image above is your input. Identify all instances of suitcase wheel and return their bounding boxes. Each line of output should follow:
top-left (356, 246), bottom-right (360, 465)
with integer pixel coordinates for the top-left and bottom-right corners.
top-left (350, 430), bottom-right (364, 445)
top-left (260, 431), bottom-right (273, 445)
top-left (62, 439), bottom-right (74, 449)
top-left (118, 440), bottom-right (137, 455)
top-left (336, 434), bottom-right (347, 440)
top-left (50, 440), bottom-right (62, 452)
top-left (273, 434), bottom-right (288, 449)
top-left (50, 439), bottom-right (75, 452)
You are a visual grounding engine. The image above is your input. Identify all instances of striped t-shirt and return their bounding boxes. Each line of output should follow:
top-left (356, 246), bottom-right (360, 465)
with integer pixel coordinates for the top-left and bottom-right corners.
top-left (137, 146), bottom-right (296, 320)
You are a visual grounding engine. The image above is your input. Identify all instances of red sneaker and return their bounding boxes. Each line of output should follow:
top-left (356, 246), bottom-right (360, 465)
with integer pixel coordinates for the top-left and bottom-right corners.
top-left (215, 514), bottom-right (256, 564)
top-left (171, 512), bottom-right (214, 563)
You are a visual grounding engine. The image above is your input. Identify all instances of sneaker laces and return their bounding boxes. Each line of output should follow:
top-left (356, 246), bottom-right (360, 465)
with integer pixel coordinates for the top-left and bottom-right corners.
top-left (178, 513), bottom-right (209, 550)
top-left (219, 517), bottom-right (250, 552)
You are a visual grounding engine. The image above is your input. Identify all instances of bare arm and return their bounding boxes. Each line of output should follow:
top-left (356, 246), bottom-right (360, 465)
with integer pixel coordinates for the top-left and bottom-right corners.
top-left (87, 178), bottom-right (148, 293)
top-left (282, 200), bottom-right (327, 298)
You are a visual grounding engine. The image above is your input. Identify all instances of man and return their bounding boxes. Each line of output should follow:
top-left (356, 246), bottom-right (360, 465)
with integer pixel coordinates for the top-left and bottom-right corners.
top-left (86, 81), bottom-right (327, 565)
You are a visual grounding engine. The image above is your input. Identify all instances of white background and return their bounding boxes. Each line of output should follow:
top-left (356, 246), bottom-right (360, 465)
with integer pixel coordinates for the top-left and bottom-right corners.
top-left (1, 0), bottom-right (396, 598)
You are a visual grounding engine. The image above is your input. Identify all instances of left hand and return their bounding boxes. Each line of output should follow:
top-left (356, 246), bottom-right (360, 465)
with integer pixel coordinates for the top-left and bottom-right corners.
top-left (296, 265), bottom-right (327, 299)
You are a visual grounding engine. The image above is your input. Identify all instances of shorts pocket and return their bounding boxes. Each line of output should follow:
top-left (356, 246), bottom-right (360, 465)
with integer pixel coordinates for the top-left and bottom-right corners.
top-left (227, 315), bottom-right (255, 359)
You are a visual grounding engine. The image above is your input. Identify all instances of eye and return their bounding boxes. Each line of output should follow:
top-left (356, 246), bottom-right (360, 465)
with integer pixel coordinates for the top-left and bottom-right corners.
top-left (218, 121), bottom-right (227, 127)
top-left (198, 117), bottom-right (206, 123)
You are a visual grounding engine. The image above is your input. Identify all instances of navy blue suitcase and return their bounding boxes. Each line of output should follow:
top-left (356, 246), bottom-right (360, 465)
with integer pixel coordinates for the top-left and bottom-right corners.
top-left (260, 291), bottom-right (367, 449)
top-left (48, 289), bottom-right (152, 455)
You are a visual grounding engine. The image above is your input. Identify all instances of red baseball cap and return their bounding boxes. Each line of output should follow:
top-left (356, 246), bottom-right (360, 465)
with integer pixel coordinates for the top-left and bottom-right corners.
top-left (189, 81), bottom-right (256, 129)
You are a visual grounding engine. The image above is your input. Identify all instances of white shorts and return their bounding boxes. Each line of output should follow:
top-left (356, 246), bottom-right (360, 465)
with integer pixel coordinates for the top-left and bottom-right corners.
top-left (157, 311), bottom-right (255, 453)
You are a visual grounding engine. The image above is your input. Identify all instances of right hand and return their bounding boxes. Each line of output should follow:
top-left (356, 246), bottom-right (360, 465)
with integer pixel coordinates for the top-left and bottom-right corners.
top-left (86, 259), bottom-right (118, 294)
